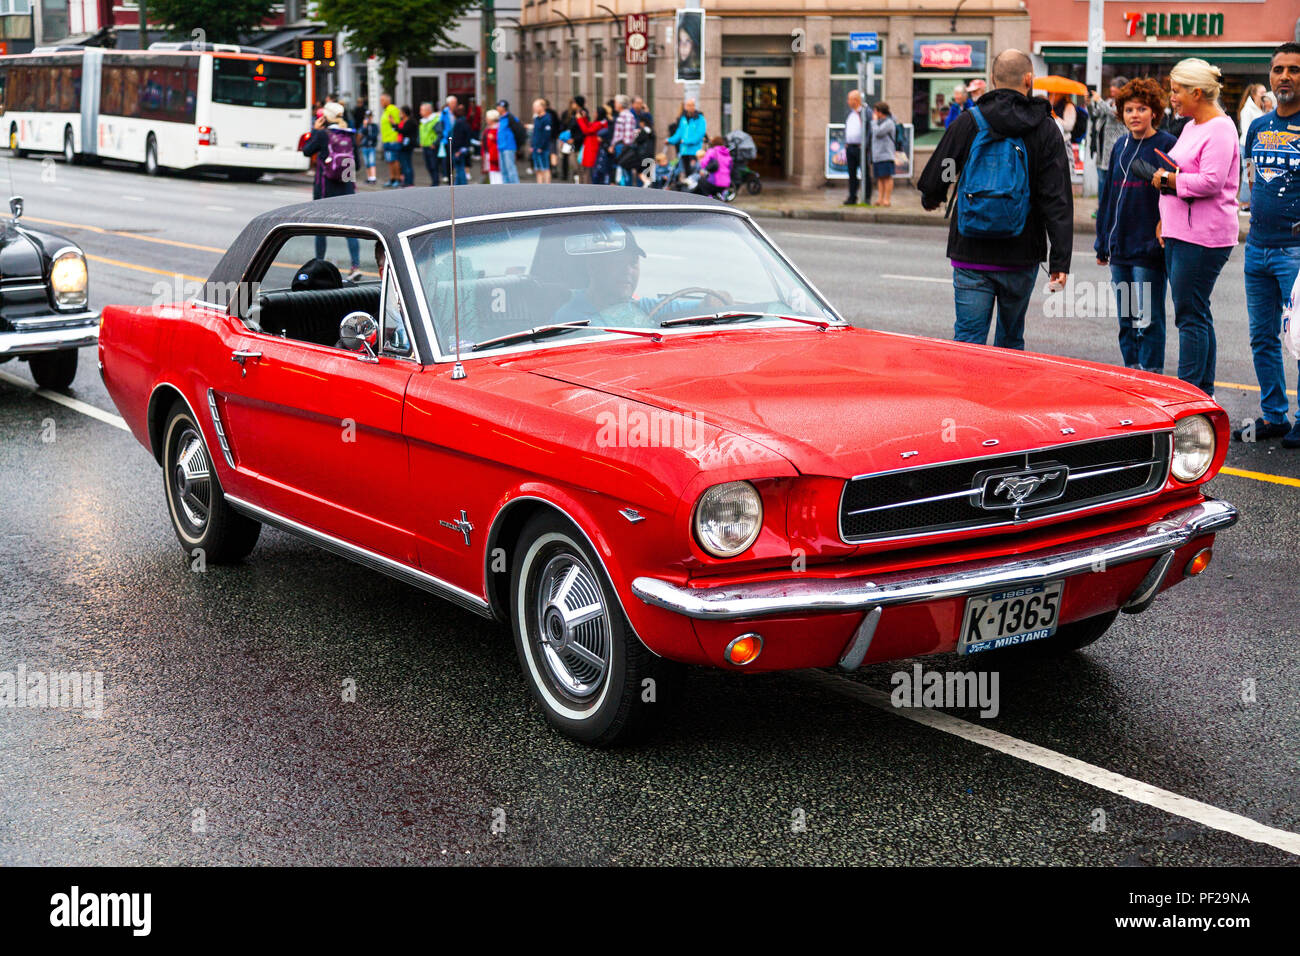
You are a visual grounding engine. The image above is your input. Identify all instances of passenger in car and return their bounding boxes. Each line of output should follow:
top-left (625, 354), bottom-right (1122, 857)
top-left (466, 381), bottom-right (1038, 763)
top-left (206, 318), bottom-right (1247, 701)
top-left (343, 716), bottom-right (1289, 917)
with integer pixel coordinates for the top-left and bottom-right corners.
top-left (292, 258), bottom-right (344, 291)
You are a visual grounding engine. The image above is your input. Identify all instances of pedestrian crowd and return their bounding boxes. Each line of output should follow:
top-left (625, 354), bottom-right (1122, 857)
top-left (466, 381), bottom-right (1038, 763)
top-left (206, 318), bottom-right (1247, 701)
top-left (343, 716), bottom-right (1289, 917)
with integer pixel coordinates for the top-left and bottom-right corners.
top-left (917, 42), bottom-right (1300, 450)
top-left (301, 88), bottom-right (739, 198)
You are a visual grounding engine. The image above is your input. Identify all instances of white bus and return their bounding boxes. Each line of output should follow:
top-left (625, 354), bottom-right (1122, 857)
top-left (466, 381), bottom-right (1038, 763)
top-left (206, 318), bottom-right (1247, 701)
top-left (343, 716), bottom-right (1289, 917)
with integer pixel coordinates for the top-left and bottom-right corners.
top-left (0, 45), bottom-right (312, 179)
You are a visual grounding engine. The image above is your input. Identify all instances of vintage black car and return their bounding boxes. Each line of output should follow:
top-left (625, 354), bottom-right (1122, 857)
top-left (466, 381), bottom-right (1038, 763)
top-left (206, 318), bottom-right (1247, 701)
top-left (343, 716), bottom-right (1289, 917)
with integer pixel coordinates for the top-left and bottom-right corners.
top-left (0, 196), bottom-right (96, 389)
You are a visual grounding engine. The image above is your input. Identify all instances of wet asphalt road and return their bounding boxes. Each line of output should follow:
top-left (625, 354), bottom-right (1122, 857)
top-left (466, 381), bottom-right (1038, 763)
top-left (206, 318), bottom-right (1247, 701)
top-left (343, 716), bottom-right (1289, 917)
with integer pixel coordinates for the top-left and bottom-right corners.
top-left (1, 159), bottom-right (1298, 865)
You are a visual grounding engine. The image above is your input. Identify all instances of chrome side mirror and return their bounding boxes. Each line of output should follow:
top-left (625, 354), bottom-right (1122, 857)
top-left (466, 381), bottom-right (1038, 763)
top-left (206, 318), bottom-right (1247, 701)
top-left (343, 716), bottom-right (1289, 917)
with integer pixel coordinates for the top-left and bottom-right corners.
top-left (9, 196), bottom-right (22, 220)
top-left (339, 311), bottom-right (379, 358)
top-left (339, 311), bottom-right (379, 361)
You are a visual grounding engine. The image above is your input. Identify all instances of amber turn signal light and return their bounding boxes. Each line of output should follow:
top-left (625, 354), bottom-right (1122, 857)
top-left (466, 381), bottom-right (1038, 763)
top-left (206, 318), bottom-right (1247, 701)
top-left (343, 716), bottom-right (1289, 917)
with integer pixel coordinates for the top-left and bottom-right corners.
top-left (724, 632), bottom-right (763, 666)
top-left (1185, 548), bottom-right (1212, 577)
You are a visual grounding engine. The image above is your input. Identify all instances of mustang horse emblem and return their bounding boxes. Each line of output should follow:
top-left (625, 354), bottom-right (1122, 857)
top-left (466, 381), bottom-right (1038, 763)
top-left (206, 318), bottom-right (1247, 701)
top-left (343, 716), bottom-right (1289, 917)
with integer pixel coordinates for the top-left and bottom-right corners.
top-left (993, 471), bottom-right (1062, 505)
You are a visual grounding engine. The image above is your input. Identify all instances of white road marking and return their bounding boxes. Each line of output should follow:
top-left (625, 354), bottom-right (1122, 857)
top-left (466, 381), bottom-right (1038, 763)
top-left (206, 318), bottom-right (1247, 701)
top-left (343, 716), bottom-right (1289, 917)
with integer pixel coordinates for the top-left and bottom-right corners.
top-left (120, 195), bottom-right (144, 202)
top-left (801, 669), bottom-right (1300, 857)
top-left (204, 205), bottom-right (234, 212)
top-left (880, 272), bottom-right (950, 284)
top-left (775, 232), bottom-right (888, 244)
top-left (8, 344), bottom-right (1300, 859)
top-left (0, 369), bottom-right (128, 431)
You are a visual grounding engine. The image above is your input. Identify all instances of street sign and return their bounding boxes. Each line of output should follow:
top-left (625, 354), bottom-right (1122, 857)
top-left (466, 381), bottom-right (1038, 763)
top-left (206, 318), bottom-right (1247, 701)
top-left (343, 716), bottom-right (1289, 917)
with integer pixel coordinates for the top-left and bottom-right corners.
top-left (626, 14), bottom-right (648, 66)
top-left (848, 32), bottom-right (879, 53)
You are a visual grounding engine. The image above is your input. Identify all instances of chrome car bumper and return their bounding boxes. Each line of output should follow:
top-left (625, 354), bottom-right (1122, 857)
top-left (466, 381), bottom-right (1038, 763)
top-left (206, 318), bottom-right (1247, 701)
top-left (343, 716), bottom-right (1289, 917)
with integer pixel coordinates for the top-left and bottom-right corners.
top-left (0, 314), bottom-right (100, 356)
top-left (631, 499), bottom-right (1238, 621)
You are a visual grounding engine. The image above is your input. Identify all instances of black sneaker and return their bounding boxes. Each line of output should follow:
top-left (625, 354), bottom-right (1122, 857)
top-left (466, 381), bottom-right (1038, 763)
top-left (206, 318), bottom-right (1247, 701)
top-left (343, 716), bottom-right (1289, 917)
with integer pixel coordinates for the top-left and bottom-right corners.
top-left (1231, 417), bottom-right (1291, 442)
top-left (1282, 421), bottom-right (1300, 449)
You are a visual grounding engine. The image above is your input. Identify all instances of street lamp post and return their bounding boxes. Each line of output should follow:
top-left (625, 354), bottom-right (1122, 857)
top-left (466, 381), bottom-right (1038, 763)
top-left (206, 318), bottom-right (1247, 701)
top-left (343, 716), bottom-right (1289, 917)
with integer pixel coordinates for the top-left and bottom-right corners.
top-left (1083, 0), bottom-right (1105, 196)
top-left (139, 0), bottom-right (149, 51)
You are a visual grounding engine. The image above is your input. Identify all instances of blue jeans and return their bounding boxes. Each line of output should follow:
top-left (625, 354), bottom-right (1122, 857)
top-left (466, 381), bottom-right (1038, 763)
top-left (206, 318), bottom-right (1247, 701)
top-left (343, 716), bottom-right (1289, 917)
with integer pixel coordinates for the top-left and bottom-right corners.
top-left (952, 266), bottom-right (1037, 350)
top-left (423, 147), bottom-right (440, 186)
top-left (398, 149), bottom-right (414, 186)
top-left (499, 148), bottom-right (519, 183)
top-left (314, 234), bottom-right (360, 270)
top-left (1109, 262), bottom-right (1167, 373)
top-left (453, 156), bottom-right (468, 185)
top-left (1164, 238), bottom-right (1231, 396)
top-left (1244, 242), bottom-right (1300, 422)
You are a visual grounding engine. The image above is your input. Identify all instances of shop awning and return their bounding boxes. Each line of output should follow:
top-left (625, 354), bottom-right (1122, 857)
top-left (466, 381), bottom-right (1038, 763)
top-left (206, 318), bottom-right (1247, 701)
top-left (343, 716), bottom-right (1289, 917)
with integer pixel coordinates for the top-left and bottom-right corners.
top-left (1038, 43), bottom-right (1275, 65)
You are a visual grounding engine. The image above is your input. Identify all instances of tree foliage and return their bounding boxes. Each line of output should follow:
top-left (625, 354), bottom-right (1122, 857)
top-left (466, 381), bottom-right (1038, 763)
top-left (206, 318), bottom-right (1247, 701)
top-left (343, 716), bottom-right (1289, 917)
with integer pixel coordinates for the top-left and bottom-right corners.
top-left (148, 0), bottom-right (278, 46)
top-left (318, 0), bottom-right (480, 94)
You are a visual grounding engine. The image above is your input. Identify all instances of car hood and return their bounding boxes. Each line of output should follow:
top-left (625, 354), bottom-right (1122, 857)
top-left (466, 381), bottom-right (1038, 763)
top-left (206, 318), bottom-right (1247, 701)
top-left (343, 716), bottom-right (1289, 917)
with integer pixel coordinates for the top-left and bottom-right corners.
top-left (500, 327), bottom-right (1206, 477)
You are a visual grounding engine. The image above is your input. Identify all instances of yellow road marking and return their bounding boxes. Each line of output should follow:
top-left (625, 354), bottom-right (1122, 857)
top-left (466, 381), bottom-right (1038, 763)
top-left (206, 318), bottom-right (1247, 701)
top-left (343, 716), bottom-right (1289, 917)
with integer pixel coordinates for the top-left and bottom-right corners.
top-left (1219, 466), bottom-right (1300, 488)
top-left (1215, 380), bottom-right (1299, 397)
top-left (85, 253), bottom-right (205, 284)
top-left (25, 214), bottom-right (227, 254)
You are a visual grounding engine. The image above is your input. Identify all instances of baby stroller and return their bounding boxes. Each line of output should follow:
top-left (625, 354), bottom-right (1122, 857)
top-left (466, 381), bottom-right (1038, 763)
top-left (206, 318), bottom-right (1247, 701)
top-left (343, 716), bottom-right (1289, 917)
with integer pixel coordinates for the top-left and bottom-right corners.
top-left (722, 130), bottom-right (762, 202)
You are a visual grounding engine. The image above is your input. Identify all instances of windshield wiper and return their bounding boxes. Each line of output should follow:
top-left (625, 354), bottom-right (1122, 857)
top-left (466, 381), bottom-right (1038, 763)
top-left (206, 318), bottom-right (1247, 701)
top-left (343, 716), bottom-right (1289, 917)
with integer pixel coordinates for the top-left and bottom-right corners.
top-left (471, 321), bottom-right (591, 352)
top-left (659, 311), bottom-right (841, 330)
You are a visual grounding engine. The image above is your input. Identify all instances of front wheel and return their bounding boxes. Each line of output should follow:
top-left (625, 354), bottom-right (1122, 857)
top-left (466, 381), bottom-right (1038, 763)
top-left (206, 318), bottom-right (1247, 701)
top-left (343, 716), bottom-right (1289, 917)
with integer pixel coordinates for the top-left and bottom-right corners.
top-left (62, 128), bottom-right (75, 164)
top-left (28, 349), bottom-right (78, 390)
top-left (745, 175), bottom-right (762, 195)
top-left (510, 513), bottom-right (679, 745)
top-left (161, 401), bottom-right (261, 562)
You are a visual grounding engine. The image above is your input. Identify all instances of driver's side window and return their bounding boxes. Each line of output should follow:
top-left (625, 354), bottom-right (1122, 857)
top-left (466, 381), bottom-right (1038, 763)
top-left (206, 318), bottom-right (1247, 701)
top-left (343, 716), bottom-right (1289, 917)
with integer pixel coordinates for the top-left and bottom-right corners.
top-left (380, 265), bottom-right (413, 358)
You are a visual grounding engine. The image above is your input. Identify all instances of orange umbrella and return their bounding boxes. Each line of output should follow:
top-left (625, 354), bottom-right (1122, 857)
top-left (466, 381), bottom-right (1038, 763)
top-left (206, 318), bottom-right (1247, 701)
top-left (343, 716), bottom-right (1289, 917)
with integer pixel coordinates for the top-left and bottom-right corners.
top-left (1033, 75), bottom-right (1089, 96)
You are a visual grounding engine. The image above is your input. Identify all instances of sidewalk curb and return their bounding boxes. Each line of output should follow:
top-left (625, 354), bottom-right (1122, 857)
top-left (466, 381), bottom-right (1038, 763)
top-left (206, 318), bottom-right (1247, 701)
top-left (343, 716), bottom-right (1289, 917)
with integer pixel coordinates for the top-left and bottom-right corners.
top-left (741, 205), bottom-right (1251, 243)
top-left (742, 205), bottom-right (1097, 233)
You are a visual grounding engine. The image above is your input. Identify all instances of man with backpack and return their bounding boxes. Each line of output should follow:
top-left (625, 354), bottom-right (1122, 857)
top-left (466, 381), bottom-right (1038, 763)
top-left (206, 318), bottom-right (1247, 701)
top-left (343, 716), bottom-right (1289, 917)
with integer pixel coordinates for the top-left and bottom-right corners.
top-left (918, 49), bottom-right (1073, 350)
top-left (301, 101), bottom-right (361, 279)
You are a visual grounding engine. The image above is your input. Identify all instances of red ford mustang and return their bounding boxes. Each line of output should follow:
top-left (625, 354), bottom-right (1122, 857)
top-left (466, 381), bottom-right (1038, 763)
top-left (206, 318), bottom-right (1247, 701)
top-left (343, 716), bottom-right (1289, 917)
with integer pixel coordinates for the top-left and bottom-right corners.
top-left (99, 186), bottom-right (1237, 744)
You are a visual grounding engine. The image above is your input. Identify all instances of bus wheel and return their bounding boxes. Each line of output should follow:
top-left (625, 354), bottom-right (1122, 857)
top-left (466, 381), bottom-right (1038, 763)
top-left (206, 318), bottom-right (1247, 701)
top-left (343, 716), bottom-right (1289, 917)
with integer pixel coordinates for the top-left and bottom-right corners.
top-left (144, 135), bottom-right (160, 176)
top-left (9, 125), bottom-right (25, 158)
top-left (62, 128), bottom-right (76, 164)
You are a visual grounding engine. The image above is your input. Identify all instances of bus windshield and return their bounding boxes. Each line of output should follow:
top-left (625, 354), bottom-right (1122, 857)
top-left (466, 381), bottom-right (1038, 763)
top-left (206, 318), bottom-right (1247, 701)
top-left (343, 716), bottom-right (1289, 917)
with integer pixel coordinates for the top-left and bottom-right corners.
top-left (211, 57), bottom-right (306, 109)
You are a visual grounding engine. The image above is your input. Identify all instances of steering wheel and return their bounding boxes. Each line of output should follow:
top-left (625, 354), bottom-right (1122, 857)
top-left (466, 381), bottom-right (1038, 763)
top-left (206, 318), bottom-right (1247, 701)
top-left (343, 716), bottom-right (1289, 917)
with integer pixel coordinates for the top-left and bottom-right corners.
top-left (645, 286), bottom-right (734, 324)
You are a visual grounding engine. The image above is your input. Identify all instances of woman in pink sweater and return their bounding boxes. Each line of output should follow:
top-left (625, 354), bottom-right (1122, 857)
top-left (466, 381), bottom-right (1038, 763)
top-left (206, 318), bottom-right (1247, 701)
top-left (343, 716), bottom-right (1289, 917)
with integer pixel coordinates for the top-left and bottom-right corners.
top-left (1155, 58), bottom-right (1239, 396)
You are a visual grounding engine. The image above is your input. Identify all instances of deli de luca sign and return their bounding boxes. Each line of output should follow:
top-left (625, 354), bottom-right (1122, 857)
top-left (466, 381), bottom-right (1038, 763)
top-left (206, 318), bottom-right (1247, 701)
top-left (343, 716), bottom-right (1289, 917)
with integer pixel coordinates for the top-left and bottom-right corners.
top-left (1123, 11), bottom-right (1225, 37)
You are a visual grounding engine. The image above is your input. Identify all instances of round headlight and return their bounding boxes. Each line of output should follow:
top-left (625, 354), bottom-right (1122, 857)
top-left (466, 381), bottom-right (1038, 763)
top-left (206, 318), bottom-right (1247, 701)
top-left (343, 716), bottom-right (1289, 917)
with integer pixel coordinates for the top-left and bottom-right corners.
top-left (50, 251), bottom-right (88, 308)
top-left (1171, 414), bottom-right (1215, 482)
top-left (694, 481), bottom-right (763, 558)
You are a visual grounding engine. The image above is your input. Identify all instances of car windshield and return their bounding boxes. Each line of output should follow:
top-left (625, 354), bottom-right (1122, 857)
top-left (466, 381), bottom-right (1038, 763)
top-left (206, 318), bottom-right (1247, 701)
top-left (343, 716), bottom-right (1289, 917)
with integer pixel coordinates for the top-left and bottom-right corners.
top-left (403, 210), bottom-right (839, 355)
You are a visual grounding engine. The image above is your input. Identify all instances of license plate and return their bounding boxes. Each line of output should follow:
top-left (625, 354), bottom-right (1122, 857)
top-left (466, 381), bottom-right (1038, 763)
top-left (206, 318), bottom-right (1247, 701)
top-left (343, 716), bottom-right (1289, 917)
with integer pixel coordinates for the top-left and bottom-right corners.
top-left (241, 142), bottom-right (273, 150)
top-left (959, 581), bottom-right (1063, 655)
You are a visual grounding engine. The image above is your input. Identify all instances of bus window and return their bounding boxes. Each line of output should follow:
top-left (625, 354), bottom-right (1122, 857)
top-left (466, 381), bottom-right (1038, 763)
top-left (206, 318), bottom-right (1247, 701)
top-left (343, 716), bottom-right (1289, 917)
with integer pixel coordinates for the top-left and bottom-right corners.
top-left (211, 57), bottom-right (306, 110)
top-left (122, 67), bottom-right (140, 118)
top-left (102, 66), bottom-right (122, 116)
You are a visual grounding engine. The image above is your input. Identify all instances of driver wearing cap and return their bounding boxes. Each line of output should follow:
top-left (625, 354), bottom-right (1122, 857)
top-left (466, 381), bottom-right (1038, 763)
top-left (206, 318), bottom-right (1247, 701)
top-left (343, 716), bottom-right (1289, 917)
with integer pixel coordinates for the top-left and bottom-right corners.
top-left (552, 224), bottom-right (710, 326)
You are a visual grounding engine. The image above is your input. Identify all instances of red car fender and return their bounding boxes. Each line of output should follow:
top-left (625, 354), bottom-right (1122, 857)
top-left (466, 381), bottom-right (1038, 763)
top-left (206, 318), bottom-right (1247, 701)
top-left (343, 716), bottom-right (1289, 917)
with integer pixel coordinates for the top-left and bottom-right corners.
top-left (481, 480), bottom-right (711, 665)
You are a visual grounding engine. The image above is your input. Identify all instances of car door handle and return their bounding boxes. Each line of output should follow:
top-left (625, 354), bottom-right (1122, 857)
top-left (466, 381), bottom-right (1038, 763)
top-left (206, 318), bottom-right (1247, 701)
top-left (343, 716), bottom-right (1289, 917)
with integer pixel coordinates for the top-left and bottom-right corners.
top-left (231, 350), bottom-right (262, 376)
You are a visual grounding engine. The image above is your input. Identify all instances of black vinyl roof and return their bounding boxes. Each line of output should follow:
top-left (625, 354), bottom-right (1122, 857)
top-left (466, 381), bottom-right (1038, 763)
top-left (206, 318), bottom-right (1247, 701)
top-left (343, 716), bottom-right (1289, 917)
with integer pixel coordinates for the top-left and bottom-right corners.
top-left (205, 184), bottom-right (730, 291)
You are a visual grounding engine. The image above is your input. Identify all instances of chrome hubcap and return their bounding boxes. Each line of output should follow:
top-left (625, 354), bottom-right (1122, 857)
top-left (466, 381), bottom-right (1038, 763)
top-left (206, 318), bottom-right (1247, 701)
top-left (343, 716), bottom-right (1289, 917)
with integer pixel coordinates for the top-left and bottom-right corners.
top-left (534, 554), bottom-right (610, 699)
top-left (172, 428), bottom-right (212, 529)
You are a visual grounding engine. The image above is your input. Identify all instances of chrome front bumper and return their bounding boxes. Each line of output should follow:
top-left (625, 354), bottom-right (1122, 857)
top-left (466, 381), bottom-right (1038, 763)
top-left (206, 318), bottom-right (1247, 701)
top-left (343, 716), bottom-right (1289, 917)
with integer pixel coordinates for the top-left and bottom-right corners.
top-left (631, 499), bottom-right (1238, 621)
top-left (0, 315), bottom-right (100, 356)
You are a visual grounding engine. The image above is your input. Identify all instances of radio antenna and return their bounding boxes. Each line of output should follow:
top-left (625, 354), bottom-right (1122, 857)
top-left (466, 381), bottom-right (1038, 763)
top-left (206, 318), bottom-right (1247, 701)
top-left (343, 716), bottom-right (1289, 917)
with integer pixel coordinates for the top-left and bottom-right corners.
top-left (449, 142), bottom-right (466, 381)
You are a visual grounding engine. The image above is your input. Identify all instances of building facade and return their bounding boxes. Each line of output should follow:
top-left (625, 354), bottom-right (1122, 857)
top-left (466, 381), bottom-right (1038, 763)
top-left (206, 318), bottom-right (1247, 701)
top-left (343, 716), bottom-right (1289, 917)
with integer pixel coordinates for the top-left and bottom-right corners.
top-left (1027, 0), bottom-right (1300, 113)
top-left (518, 0), bottom-right (1030, 186)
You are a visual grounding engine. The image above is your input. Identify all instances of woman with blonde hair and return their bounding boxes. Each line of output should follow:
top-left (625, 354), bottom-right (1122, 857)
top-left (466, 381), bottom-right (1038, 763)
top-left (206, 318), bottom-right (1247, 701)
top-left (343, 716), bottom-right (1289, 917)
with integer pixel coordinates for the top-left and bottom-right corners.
top-left (1155, 57), bottom-right (1239, 397)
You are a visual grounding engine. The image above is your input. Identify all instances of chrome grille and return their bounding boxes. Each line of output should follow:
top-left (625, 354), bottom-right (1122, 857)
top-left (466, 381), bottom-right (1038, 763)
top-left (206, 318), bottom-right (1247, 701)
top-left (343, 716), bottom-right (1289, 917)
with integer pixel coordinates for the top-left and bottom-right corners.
top-left (839, 432), bottom-right (1171, 543)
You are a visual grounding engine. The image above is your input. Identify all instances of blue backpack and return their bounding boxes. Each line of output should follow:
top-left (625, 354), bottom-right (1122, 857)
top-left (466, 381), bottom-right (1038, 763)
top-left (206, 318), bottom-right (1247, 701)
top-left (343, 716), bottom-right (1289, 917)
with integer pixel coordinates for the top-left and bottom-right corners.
top-left (955, 106), bottom-right (1030, 239)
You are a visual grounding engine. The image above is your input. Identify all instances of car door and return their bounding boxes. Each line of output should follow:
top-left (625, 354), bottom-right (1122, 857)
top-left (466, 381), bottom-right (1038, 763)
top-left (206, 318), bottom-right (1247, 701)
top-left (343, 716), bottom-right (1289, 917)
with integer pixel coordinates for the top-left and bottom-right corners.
top-left (215, 248), bottom-right (419, 564)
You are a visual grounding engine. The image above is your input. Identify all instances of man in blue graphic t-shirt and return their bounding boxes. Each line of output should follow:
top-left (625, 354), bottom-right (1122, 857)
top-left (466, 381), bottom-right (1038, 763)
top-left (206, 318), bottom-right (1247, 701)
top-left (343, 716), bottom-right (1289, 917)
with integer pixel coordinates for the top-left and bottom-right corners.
top-left (1236, 42), bottom-right (1300, 449)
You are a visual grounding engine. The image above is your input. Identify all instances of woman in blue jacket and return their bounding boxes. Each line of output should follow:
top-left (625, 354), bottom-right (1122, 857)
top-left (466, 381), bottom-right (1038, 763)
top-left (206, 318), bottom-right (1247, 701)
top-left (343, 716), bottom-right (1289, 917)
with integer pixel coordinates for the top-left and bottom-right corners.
top-left (1094, 78), bottom-right (1178, 374)
top-left (666, 100), bottom-right (707, 177)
